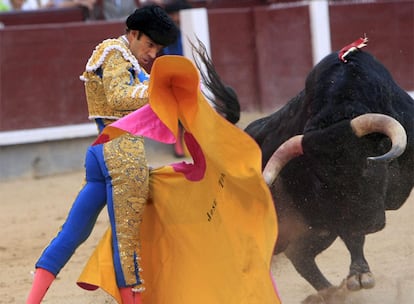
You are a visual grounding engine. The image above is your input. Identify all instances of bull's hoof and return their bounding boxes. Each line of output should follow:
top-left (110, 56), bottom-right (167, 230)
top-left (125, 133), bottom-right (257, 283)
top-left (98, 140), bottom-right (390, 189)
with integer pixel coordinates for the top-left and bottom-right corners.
top-left (346, 272), bottom-right (375, 291)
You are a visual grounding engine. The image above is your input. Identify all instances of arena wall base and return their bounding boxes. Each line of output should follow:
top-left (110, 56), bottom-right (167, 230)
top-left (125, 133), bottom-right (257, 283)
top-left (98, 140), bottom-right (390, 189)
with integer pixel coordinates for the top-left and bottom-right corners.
top-left (0, 136), bottom-right (173, 181)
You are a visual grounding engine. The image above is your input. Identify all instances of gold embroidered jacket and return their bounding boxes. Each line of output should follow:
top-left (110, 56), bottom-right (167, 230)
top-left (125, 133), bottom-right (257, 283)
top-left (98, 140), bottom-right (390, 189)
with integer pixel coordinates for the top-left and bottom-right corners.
top-left (81, 36), bottom-right (149, 125)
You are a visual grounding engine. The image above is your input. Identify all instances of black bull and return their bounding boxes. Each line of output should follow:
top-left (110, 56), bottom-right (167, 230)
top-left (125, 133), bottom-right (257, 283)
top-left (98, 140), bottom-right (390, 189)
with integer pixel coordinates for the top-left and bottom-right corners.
top-left (194, 42), bottom-right (414, 292)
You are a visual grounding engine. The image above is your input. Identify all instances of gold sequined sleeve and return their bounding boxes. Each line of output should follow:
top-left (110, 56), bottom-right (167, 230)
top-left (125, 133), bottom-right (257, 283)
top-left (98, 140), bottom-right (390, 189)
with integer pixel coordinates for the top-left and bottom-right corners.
top-left (101, 50), bottom-right (149, 114)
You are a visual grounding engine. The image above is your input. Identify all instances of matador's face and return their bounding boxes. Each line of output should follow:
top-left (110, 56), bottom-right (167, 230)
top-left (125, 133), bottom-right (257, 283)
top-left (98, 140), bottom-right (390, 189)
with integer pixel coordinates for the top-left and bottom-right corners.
top-left (128, 31), bottom-right (164, 67)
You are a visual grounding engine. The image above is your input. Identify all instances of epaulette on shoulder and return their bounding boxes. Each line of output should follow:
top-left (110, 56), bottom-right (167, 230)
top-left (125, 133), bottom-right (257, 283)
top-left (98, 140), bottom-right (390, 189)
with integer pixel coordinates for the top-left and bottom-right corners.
top-left (84, 38), bottom-right (142, 74)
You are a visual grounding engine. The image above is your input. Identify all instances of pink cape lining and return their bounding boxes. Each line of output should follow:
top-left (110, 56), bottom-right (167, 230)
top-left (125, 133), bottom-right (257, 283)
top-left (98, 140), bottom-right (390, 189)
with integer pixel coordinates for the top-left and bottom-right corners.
top-left (110, 104), bottom-right (176, 144)
top-left (94, 104), bottom-right (206, 181)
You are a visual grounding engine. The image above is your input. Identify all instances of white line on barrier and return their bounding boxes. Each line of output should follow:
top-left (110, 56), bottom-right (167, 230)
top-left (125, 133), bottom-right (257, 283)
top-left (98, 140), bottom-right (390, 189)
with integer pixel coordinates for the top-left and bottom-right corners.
top-left (0, 123), bottom-right (97, 146)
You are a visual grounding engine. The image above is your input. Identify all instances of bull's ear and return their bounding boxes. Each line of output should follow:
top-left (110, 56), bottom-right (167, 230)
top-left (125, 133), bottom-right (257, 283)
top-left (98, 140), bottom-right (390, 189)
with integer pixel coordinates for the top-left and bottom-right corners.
top-left (149, 55), bottom-right (200, 138)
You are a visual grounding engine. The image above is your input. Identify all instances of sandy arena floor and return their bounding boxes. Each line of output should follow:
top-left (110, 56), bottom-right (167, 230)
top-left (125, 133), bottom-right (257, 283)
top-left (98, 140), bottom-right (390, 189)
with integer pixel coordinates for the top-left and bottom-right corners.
top-left (1, 113), bottom-right (413, 303)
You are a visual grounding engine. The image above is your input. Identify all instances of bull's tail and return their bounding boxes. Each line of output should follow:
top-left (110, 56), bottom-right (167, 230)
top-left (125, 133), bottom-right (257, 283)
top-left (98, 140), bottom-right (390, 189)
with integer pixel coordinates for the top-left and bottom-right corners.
top-left (190, 37), bottom-right (241, 124)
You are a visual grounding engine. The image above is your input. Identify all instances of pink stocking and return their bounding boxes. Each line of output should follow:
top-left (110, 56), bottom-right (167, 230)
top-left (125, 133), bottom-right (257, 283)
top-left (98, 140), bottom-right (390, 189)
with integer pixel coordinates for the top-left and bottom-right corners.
top-left (26, 268), bottom-right (55, 304)
top-left (119, 287), bottom-right (142, 304)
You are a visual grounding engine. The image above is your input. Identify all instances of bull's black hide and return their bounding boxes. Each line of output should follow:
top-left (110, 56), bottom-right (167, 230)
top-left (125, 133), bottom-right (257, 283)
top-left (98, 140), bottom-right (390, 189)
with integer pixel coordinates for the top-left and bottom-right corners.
top-left (244, 50), bottom-right (414, 291)
top-left (194, 39), bottom-right (413, 293)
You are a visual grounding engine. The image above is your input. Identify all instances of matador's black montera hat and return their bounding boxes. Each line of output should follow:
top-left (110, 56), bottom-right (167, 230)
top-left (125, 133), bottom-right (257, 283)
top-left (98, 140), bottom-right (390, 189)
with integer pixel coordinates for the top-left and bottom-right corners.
top-left (126, 5), bottom-right (179, 47)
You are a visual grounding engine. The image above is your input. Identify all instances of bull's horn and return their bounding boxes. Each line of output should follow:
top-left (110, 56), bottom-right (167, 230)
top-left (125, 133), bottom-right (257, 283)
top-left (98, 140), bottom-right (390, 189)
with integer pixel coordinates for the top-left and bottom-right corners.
top-left (263, 135), bottom-right (304, 186)
top-left (350, 113), bottom-right (407, 162)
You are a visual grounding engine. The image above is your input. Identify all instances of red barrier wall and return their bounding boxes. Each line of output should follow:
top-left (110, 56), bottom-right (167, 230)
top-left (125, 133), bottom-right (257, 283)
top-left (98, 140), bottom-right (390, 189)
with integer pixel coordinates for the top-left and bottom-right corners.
top-left (208, 3), bottom-right (312, 111)
top-left (208, 8), bottom-right (259, 111)
top-left (0, 21), bottom-right (124, 131)
top-left (253, 4), bottom-right (312, 110)
top-left (0, 7), bottom-right (87, 26)
top-left (329, 0), bottom-right (414, 91)
top-left (209, 0), bottom-right (414, 112)
top-left (0, 0), bottom-right (413, 132)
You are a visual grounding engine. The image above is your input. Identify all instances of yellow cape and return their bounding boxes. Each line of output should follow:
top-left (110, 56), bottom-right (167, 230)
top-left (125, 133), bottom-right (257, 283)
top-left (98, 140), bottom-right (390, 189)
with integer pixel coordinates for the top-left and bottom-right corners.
top-left (78, 56), bottom-right (280, 304)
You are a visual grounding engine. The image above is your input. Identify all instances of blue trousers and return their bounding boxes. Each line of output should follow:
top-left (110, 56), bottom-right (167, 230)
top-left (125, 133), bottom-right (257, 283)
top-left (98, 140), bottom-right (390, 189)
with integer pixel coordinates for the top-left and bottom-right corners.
top-left (36, 144), bottom-right (106, 274)
top-left (36, 133), bottom-right (148, 288)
